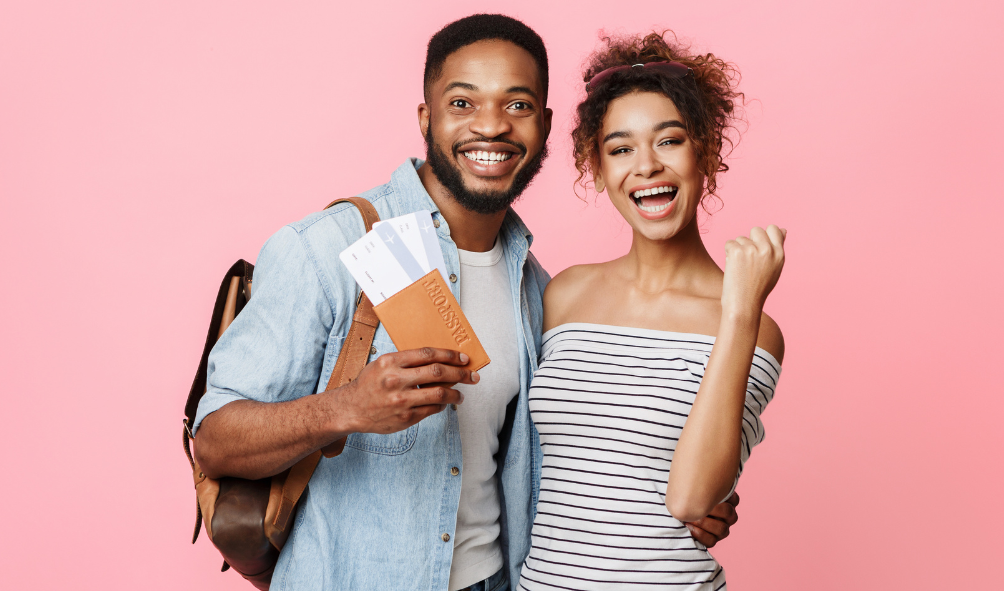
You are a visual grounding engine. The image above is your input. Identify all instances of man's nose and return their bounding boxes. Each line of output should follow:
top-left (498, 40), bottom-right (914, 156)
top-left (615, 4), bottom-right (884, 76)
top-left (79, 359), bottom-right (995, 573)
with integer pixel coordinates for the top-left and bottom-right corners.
top-left (469, 104), bottom-right (512, 139)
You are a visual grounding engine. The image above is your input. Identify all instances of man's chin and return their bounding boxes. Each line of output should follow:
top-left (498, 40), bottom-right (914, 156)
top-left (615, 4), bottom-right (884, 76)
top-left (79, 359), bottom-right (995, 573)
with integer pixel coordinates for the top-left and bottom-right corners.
top-left (424, 128), bottom-right (547, 215)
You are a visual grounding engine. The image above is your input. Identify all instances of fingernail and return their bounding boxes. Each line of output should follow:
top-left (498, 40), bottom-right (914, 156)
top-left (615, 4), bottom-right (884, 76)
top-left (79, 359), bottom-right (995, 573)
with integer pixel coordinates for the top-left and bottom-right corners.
top-left (459, 353), bottom-right (470, 363)
top-left (471, 371), bottom-right (480, 383)
top-left (686, 525), bottom-right (695, 534)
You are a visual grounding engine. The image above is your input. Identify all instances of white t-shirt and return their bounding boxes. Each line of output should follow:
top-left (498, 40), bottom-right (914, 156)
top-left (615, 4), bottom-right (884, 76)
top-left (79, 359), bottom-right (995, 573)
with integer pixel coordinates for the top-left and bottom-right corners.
top-left (448, 238), bottom-right (521, 591)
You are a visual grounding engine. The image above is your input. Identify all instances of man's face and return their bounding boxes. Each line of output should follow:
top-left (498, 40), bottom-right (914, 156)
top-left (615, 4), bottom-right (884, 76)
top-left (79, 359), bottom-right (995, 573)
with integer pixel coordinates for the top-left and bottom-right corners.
top-left (420, 40), bottom-right (552, 214)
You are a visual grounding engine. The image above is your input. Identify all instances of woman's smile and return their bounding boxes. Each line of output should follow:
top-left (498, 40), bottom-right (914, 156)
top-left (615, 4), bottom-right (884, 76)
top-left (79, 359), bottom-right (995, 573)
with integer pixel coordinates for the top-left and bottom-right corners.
top-left (628, 181), bottom-right (679, 218)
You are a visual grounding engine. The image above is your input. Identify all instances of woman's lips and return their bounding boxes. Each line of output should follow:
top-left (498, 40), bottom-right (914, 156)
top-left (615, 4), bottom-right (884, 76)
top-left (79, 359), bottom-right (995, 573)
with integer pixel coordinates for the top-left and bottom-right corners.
top-left (629, 185), bottom-right (678, 220)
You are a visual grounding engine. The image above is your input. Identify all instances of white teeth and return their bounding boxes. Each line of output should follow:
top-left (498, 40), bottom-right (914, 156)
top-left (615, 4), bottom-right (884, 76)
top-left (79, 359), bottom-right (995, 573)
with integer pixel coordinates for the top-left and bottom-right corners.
top-left (463, 151), bottom-right (511, 164)
top-left (630, 185), bottom-right (678, 199)
top-left (638, 201), bottom-right (672, 213)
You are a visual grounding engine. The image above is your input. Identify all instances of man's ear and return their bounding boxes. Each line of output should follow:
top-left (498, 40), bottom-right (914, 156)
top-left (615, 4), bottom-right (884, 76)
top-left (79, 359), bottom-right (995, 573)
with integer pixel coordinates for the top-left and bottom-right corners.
top-left (418, 103), bottom-right (430, 138)
top-left (542, 107), bottom-right (553, 140)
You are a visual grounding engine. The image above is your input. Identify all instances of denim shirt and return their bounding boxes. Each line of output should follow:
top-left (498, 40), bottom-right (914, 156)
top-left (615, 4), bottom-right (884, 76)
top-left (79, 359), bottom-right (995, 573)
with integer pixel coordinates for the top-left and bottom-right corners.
top-left (193, 159), bottom-right (548, 590)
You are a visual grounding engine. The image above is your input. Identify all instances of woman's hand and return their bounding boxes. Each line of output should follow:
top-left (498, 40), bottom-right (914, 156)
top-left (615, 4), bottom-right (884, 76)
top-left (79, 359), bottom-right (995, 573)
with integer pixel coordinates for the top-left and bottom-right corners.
top-left (721, 225), bottom-right (786, 317)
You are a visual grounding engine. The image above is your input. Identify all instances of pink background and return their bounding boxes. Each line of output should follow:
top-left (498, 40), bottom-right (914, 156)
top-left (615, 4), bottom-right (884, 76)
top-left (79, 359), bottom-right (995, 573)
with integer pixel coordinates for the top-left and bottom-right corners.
top-left (2, 1), bottom-right (1002, 589)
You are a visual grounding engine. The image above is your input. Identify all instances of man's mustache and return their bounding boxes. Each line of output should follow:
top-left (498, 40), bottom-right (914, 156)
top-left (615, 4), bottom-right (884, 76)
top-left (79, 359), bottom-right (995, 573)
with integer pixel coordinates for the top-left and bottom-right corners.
top-left (452, 136), bottom-right (527, 156)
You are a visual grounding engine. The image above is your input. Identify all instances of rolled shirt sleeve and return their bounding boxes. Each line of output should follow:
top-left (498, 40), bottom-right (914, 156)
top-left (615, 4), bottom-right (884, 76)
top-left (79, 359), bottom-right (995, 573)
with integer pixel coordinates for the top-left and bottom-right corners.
top-left (192, 225), bottom-right (334, 435)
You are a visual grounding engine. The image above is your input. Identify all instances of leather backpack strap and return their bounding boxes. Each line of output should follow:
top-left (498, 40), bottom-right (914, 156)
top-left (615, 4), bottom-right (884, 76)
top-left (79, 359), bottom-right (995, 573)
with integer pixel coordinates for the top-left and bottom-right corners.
top-left (270, 197), bottom-right (381, 534)
top-left (184, 259), bottom-right (254, 437)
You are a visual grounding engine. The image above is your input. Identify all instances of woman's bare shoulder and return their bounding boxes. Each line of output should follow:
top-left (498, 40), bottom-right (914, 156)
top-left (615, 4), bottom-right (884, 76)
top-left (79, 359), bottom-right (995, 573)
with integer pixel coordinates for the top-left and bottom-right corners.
top-left (757, 312), bottom-right (785, 365)
top-left (543, 263), bottom-right (608, 331)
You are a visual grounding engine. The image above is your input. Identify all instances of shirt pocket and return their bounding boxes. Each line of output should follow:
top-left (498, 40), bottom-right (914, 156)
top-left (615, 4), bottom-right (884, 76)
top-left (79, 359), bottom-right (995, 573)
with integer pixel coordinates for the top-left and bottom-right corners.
top-left (344, 424), bottom-right (419, 455)
top-left (344, 336), bottom-right (420, 455)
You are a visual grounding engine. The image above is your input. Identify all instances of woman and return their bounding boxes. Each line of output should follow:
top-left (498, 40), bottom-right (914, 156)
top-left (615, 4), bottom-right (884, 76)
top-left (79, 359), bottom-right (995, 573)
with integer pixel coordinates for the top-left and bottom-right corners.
top-left (517, 33), bottom-right (785, 590)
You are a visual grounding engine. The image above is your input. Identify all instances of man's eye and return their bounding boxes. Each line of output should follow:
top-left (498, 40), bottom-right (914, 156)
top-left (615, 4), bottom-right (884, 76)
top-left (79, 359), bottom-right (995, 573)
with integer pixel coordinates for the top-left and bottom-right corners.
top-left (510, 101), bottom-right (532, 111)
top-left (451, 100), bottom-right (472, 108)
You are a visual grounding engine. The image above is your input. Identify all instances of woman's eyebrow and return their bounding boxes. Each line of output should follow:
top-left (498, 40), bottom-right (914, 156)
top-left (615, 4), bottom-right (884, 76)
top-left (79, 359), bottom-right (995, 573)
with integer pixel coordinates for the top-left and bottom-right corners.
top-left (654, 120), bottom-right (685, 131)
top-left (604, 120), bottom-right (685, 143)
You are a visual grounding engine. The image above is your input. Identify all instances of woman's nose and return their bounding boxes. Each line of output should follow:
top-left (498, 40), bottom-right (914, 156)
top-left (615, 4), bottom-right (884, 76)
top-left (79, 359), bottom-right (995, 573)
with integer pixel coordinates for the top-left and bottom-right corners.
top-left (634, 146), bottom-right (663, 177)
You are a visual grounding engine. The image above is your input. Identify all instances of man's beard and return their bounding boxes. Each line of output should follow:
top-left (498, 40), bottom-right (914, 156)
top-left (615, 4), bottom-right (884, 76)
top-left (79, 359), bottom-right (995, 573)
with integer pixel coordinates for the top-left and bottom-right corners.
top-left (424, 123), bottom-right (548, 215)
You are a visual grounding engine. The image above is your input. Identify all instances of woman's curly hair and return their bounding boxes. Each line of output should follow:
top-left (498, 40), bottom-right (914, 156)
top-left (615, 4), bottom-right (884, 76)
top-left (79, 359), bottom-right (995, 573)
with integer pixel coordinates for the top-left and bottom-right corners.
top-left (572, 32), bottom-right (744, 210)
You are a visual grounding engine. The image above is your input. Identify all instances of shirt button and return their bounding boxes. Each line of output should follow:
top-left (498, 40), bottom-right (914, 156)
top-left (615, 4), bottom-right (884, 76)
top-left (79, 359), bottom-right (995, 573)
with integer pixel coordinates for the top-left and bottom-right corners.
top-left (441, 533), bottom-right (450, 542)
top-left (449, 273), bottom-right (457, 283)
top-left (369, 346), bottom-right (377, 355)
top-left (451, 466), bottom-right (460, 476)
top-left (450, 403), bottom-right (457, 410)
top-left (433, 218), bottom-right (441, 228)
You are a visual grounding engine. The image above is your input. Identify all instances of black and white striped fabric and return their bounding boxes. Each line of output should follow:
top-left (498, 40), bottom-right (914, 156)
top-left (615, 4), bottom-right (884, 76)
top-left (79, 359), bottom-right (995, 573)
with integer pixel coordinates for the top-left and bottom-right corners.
top-left (518, 323), bottom-right (781, 591)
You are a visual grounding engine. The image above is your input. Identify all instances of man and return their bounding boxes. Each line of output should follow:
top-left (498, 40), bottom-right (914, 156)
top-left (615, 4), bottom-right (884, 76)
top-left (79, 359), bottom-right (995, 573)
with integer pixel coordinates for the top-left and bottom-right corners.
top-left (193, 14), bottom-right (738, 591)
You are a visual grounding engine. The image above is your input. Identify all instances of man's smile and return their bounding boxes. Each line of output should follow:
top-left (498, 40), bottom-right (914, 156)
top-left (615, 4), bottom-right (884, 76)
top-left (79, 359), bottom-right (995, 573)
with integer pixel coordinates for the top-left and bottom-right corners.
top-left (456, 142), bottom-right (521, 178)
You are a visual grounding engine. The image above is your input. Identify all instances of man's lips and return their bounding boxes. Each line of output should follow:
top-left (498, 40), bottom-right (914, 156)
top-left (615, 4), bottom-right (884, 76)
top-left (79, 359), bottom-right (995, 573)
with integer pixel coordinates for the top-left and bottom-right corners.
top-left (628, 181), bottom-right (679, 219)
top-left (456, 142), bottom-right (521, 178)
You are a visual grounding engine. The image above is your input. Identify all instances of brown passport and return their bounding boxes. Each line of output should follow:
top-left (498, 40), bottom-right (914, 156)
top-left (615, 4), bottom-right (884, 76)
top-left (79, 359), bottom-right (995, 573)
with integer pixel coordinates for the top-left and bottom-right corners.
top-left (372, 270), bottom-right (491, 372)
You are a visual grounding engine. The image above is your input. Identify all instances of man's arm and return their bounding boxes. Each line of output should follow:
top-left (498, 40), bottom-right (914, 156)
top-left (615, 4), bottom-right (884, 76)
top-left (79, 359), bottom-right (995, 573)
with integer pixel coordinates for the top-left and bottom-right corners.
top-left (195, 348), bottom-right (476, 480)
top-left (190, 224), bottom-right (475, 480)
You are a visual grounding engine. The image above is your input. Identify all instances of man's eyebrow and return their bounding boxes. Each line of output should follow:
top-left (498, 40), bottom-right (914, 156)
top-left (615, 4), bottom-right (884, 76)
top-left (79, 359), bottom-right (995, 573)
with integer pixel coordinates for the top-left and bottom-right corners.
top-left (654, 120), bottom-right (686, 131)
top-left (507, 86), bottom-right (539, 100)
top-left (444, 81), bottom-right (478, 93)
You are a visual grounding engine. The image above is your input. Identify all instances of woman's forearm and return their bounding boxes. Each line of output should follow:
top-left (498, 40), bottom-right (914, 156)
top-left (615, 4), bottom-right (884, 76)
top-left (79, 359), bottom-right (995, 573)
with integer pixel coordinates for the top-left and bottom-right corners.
top-left (665, 310), bottom-right (759, 522)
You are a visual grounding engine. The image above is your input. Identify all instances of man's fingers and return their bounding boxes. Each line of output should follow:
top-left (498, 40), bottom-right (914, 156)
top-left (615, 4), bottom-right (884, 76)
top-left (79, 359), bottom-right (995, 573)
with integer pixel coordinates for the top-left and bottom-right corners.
top-left (707, 498), bottom-right (739, 525)
top-left (691, 514), bottom-right (730, 539)
top-left (685, 523), bottom-right (721, 548)
top-left (727, 491), bottom-right (740, 508)
top-left (405, 363), bottom-right (479, 388)
top-left (409, 403), bottom-right (450, 423)
top-left (394, 347), bottom-right (470, 369)
top-left (412, 386), bottom-right (464, 408)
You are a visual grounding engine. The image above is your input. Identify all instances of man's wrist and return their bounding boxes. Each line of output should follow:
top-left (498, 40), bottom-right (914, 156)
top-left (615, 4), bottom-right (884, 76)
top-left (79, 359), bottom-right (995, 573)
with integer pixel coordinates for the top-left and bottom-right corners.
top-left (317, 387), bottom-right (355, 441)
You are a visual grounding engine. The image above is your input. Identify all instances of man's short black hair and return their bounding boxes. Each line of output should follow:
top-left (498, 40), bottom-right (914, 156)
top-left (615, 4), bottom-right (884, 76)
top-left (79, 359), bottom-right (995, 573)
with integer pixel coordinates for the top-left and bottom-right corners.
top-left (424, 14), bottom-right (548, 103)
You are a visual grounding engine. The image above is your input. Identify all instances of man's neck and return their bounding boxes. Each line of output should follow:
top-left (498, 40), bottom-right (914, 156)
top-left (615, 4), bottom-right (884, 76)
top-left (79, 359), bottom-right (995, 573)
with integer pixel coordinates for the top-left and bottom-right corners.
top-left (417, 162), bottom-right (507, 252)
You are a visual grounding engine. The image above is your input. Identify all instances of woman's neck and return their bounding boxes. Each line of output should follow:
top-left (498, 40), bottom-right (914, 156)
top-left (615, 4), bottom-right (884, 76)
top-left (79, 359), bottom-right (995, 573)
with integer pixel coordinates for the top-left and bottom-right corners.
top-left (620, 216), bottom-right (720, 296)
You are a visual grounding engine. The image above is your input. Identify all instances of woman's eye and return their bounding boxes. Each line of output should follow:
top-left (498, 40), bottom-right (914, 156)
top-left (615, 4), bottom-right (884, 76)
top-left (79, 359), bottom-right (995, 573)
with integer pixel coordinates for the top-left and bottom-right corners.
top-left (610, 147), bottom-right (632, 155)
top-left (660, 138), bottom-right (683, 146)
top-left (451, 100), bottom-right (472, 108)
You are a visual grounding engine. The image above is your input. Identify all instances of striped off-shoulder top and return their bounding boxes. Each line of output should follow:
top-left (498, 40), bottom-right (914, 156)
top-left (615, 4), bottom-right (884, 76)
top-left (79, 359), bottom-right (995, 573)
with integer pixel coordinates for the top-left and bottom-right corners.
top-left (518, 323), bottom-right (781, 591)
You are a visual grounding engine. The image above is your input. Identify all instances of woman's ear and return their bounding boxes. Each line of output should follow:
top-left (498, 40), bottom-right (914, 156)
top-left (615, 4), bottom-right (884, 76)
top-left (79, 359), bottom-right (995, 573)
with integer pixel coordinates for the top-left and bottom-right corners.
top-left (592, 161), bottom-right (605, 193)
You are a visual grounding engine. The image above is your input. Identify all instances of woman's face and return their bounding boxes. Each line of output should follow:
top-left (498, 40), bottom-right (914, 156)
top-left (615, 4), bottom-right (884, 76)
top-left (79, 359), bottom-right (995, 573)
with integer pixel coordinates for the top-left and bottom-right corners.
top-left (594, 91), bottom-right (704, 241)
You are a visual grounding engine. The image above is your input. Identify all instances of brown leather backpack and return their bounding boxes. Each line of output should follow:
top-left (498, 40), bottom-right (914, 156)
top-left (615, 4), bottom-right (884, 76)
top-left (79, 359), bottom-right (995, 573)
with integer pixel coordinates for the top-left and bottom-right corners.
top-left (182, 198), bottom-right (380, 589)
